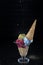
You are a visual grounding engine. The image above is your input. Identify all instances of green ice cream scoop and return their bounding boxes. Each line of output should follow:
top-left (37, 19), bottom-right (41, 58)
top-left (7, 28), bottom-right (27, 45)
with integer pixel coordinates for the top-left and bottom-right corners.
top-left (18, 34), bottom-right (25, 40)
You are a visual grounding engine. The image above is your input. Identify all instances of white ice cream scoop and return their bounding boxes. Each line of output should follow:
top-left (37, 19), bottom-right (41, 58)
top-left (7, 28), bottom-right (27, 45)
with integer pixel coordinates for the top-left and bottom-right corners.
top-left (23, 37), bottom-right (33, 46)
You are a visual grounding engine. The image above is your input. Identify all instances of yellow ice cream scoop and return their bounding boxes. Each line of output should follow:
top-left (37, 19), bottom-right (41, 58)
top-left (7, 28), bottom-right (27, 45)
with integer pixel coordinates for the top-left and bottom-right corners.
top-left (18, 34), bottom-right (25, 40)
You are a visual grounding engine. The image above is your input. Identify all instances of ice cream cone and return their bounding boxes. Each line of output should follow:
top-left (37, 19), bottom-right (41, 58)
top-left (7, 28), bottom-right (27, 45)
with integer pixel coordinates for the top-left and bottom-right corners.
top-left (18, 46), bottom-right (29, 56)
top-left (26, 19), bottom-right (37, 40)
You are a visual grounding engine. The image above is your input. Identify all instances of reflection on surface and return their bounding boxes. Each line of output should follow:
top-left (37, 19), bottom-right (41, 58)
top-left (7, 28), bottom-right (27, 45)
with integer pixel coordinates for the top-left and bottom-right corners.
top-left (29, 55), bottom-right (40, 60)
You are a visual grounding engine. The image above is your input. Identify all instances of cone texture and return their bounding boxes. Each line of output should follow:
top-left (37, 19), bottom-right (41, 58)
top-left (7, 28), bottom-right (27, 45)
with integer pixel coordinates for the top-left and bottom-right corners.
top-left (26, 19), bottom-right (37, 40)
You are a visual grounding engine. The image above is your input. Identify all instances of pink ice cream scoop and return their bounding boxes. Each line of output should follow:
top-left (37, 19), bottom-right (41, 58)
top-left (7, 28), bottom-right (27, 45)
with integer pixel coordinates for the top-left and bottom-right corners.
top-left (16, 39), bottom-right (26, 48)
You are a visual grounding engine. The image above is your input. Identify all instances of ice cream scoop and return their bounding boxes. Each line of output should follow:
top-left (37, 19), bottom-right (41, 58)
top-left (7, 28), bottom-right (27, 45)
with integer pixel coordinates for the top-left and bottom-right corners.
top-left (18, 34), bottom-right (25, 40)
top-left (16, 39), bottom-right (26, 48)
top-left (23, 37), bottom-right (33, 46)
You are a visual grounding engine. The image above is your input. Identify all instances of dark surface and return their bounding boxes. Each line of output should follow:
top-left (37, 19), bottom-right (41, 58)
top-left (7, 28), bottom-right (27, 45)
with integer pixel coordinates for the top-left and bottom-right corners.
top-left (0, 0), bottom-right (43, 65)
top-left (0, 44), bottom-right (43, 65)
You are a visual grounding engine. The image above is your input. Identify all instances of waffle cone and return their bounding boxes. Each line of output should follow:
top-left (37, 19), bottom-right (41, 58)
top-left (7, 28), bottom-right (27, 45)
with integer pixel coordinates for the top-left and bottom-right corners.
top-left (26, 19), bottom-right (37, 40)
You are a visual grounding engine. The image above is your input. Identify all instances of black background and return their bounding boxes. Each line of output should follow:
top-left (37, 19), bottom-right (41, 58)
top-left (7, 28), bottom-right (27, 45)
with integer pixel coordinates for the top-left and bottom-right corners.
top-left (0, 0), bottom-right (43, 65)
